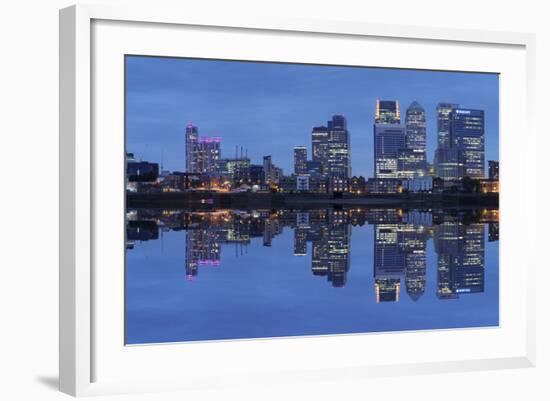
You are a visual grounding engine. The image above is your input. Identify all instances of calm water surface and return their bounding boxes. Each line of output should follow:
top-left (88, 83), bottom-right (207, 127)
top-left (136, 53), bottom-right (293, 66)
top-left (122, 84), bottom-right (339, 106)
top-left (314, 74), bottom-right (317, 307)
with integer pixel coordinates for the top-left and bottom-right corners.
top-left (125, 207), bottom-right (499, 344)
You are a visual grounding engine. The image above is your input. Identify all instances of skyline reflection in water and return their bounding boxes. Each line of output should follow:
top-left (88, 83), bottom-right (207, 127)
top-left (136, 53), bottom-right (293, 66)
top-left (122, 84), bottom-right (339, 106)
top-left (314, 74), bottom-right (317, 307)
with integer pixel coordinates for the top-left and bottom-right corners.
top-left (125, 208), bottom-right (499, 344)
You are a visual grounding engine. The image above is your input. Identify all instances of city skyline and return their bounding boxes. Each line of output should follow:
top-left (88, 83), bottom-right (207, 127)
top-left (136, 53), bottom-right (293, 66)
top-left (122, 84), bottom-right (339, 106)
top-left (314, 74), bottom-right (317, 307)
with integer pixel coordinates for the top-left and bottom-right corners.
top-left (126, 56), bottom-right (499, 176)
top-left (125, 55), bottom-right (500, 344)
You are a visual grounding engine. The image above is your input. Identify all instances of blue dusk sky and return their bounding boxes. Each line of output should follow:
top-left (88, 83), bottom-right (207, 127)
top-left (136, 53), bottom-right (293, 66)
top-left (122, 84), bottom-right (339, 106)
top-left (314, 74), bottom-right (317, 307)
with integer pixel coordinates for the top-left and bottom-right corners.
top-left (126, 56), bottom-right (499, 177)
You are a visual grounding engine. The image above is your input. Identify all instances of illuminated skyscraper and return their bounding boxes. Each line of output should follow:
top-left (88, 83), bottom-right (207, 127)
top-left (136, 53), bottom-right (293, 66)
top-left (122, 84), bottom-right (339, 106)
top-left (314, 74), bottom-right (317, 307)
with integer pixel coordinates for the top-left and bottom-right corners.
top-left (434, 147), bottom-right (463, 181)
top-left (374, 100), bottom-right (406, 178)
top-left (185, 123), bottom-right (221, 174)
top-left (434, 105), bottom-right (485, 180)
top-left (327, 115), bottom-right (351, 178)
top-left (401, 101), bottom-right (427, 176)
top-left (436, 103), bottom-right (458, 148)
top-left (312, 126), bottom-right (330, 175)
top-left (375, 99), bottom-right (401, 124)
top-left (311, 115), bottom-right (351, 178)
top-left (450, 109), bottom-right (485, 179)
top-left (434, 103), bottom-right (459, 180)
top-left (185, 123), bottom-right (199, 173)
top-left (294, 146), bottom-right (308, 174)
top-left (196, 136), bottom-right (221, 174)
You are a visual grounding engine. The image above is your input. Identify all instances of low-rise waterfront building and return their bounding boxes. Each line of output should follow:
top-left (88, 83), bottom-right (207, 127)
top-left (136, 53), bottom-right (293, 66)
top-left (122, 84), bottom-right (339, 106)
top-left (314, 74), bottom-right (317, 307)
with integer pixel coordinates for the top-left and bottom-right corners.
top-left (402, 176), bottom-right (433, 193)
top-left (366, 178), bottom-right (401, 194)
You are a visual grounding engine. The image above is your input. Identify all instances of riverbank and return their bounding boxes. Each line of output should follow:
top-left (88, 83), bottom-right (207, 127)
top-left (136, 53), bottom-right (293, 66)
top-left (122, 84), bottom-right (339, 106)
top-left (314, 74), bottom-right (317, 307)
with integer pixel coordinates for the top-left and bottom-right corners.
top-left (127, 191), bottom-right (498, 209)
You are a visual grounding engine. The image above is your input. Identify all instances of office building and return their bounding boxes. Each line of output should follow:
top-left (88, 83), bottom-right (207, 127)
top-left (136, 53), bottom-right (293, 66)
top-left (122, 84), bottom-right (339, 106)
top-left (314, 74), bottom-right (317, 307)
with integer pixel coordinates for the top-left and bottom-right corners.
top-left (185, 123), bottom-right (199, 173)
top-left (294, 146), bottom-right (308, 174)
top-left (375, 99), bottom-right (400, 124)
top-left (434, 147), bottom-right (463, 181)
top-left (366, 178), bottom-right (401, 194)
top-left (216, 157), bottom-right (250, 183)
top-left (450, 108), bottom-right (485, 179)
top-left (311, 115), bottom-right (351, 178)
top-left (434, 103), bottom-right (458, 180)
top-left (434, 105), bottom-right (485, 180)
top-left (196, 136), bottom-right (221, 174)
top-left (374, 100), bottom-right (406, 178)
top-left (311, 126), bottom-right (330, 175)
top-left (401, 176), bottom-right (433, 193)
top-left (436, 103), bottom-right (459, 148)
top-left (403, 101), bottom-right (427, 175)
top-left (305, 160), bottom-right (323, 175)
top-left (263, 155), bottom-right (275, 184)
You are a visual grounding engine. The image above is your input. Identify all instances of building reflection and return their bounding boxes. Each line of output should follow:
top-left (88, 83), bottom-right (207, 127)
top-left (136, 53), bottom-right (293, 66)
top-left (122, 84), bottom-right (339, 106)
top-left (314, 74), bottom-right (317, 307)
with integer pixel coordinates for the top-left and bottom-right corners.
top-left (433, 215), bottom-right (485, 299)
top-left (126, 207), bottom-right (494, 301)
top-left (310, 210), bottom-right (351, 288)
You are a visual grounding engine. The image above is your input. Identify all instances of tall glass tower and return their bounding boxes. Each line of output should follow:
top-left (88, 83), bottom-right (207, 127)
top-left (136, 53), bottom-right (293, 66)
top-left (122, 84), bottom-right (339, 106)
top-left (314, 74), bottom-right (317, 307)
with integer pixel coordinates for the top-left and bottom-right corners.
top-left (375, 99), bottom-right (401, 124)
top-left (293, 146), bottom-right (308, 174)
top-left (434, 103), bottom-right (461, 180)
top-left (185, 123), bottom-right (199, 173)
top-left (450, 108), bottom-right (485, 179)
top-left (374, 100), bottom-right (406, 178)
top-left (311, 126), bottom-right (329, 175)
top-left (436, 103), bottom-right (459, 148)
top-left (402, 101), bottom-right (427, 176)
top-left (311, 115), bottom-right (351, 178)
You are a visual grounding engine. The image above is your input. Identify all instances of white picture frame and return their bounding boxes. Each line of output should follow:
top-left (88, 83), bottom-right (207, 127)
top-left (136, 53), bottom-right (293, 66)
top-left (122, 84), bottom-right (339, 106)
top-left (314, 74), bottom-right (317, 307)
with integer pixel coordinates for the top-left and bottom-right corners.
top-left (59, 3), bottom-right (536, 397)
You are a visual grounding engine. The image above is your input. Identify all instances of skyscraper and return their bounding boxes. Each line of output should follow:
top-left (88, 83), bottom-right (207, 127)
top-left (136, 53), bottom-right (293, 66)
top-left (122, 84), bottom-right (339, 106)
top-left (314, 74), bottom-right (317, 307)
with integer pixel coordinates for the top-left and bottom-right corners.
top-left (327, 115), bottom-right (351, 178)
top-left (196, 136), bottom-right (221, 174)
top-left (375, 99), bottom-right (401, 124)
top-left (401, 101), bottom-right (427, 176)
top-left (185, 123), bottom-right (199, 173)
top-left (185, 123), bottom-right (221, 174)
top-left (374, 100), bottom-right (406, 178)
top-left (263, 155), bottom-right (274, 184)
top-left (294, 146), bottom-right (308, 174)
top-left (434, 103), bottom-right (460, 180)
top-left (450, 109), bottom-right (485, 179)
top-left (311, 115), bottom-right (351, 178)
top-left (311, 126), bottom-right (330, 175)
top-left (434, 104), bottom-right (485, 180)
top-left (436, 103), bottom-right (459, 148)
top-left (434, 147), bottom-right (463, 181)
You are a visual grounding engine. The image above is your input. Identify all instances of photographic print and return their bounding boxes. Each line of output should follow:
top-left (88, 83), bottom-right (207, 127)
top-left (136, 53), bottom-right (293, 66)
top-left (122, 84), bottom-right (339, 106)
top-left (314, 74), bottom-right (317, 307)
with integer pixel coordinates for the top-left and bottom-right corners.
top-left (124, 56), bottom-right (499, 345)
